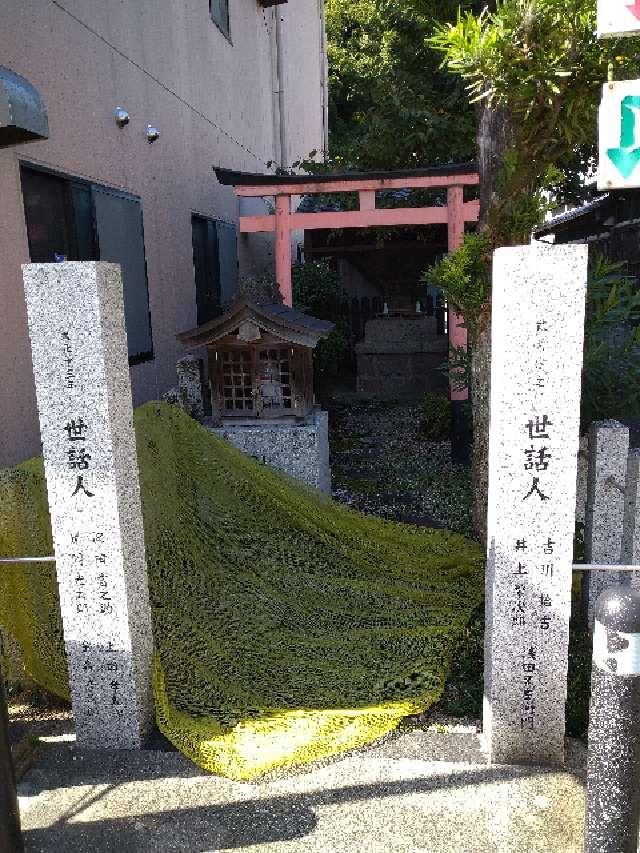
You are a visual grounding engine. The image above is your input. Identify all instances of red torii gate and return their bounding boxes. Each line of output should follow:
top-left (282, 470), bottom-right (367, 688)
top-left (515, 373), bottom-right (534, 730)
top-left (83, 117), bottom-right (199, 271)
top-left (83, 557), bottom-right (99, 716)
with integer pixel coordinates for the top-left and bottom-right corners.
top-left (215, 165), bottom-right (480, 404)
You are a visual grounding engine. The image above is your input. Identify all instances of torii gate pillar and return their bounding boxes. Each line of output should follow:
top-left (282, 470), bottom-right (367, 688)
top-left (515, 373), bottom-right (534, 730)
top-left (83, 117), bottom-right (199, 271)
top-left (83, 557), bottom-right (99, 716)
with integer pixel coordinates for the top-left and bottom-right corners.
top-left (447, 186), bottom-right (471, 465)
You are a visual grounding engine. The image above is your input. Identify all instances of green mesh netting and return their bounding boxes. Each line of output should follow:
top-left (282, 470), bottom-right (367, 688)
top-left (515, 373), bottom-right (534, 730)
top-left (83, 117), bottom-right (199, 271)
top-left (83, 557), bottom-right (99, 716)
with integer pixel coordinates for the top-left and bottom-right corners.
top-left (0, 402), bottom-right (484, 779)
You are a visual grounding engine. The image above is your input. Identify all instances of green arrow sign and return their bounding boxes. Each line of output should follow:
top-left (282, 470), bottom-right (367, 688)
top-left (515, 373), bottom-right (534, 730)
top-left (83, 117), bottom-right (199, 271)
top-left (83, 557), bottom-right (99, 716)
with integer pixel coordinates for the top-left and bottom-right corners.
top-left (607, 94), bottom-right (640, 178)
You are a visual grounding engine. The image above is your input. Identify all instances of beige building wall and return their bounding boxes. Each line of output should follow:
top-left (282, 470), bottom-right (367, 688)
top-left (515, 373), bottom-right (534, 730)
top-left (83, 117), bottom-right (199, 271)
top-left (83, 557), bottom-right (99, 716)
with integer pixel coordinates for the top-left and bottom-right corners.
top-left (0, 0), bottom-right (326, 465)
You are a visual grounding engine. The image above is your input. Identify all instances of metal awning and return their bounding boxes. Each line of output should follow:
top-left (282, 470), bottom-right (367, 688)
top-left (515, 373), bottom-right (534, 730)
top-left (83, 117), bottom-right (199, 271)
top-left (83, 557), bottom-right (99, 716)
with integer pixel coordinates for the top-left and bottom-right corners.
top-left (0, 66), bottom-right (48, 148)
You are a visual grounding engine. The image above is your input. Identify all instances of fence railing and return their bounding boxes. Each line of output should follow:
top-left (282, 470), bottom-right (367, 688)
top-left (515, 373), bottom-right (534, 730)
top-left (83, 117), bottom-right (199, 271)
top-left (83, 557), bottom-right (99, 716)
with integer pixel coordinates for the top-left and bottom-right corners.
top-left (323, 293), bottom-right (447, 343)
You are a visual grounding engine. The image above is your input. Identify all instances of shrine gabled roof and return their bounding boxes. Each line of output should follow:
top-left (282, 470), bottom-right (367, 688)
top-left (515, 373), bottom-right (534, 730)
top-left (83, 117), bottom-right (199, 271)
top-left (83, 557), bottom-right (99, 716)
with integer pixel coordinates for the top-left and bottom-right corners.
top-left (534, 195), bottom-right (610, 236)
top-left (214, 163), bottom-right (477, 188)
top-left (177, 298), bottom-right (334, 349)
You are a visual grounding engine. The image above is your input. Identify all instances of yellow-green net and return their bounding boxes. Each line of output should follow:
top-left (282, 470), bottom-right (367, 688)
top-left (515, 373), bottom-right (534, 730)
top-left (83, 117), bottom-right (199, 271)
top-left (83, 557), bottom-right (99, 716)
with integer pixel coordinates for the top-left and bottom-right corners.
top-left (0, 402), bottom-right (484, 780)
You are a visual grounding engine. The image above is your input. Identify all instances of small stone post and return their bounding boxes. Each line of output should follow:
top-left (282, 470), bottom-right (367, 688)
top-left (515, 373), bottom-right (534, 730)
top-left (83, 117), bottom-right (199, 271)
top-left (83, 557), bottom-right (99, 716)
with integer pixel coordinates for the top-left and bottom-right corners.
top-left (483, 243), bottom-right (588, 765)
top-left (584, 421), bottom-right (630, 625)
top-left (22, 262), bottom-right (153, 749)
top-left (176, 355), bottom-right (205, 420)
top-left (575, 433), bottom-right (590, 527)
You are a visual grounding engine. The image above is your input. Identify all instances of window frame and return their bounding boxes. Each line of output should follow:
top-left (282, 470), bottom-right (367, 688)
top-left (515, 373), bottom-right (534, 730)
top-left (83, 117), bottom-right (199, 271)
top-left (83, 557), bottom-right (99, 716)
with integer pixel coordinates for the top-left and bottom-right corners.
top-left (191, 213), bottom-right (223, 326)
top-left (20, 165), bottom-right (99, 264)
top-left (92, 184), bottom-right (154, 365)
top-left (20, 162), bottom-right (154, 365)
top-left (191, 213), bottom-right (238, 324)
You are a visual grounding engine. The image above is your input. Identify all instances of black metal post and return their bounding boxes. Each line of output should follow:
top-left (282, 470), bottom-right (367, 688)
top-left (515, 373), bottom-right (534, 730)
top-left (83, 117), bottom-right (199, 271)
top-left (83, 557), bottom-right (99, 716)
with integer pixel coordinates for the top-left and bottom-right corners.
top-left (0, 664), bottom-right (24, 853)
top-left (585, 586), bottom-right (640, 853)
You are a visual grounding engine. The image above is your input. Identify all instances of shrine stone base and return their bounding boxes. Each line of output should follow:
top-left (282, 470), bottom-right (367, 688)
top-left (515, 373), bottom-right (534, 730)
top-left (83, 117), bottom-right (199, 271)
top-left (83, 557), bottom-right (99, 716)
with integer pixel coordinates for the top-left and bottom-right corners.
top-left (356, 316), bottom-right (448, 399)
top-left (208, 410), bottom-right (331, 493)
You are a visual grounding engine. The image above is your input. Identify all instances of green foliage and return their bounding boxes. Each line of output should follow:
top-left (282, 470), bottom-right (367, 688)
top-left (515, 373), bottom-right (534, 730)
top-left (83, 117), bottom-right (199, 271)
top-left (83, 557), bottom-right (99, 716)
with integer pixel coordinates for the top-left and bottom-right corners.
top-left (436, 603), bottom-right (485, 718)
top-left (431, 1), bottom-right (640, 234)
top-left (291, 260), bottom-right (348, 391)
top-left (431, 2), bottom-right (640, 151)
top-left (428, 2), bottom-right (640, 541)
top-left (313, 327), bottom-right (349, 391)
top-left (444, 344), bottom-right (473, 395)
top-left (325, 0), bottom-right (480, 170)
top-left (425, 233), bottom-right (491, 341)
top-left (490, 154), bottom-right (562, 246)
top-left (582, 257), bottom-right (640, 429)
top-left (419, 392), bottom-right (452, 441)
top-left (235, 272), bottom-right (282, 306)
top-left (292, 260), bottom-right (343, 318)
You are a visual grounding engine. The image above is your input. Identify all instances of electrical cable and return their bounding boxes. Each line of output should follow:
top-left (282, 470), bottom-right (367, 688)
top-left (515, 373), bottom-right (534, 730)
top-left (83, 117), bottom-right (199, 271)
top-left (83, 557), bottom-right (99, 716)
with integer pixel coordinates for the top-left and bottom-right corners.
top-left (49, 0), bottom-right (268, 166)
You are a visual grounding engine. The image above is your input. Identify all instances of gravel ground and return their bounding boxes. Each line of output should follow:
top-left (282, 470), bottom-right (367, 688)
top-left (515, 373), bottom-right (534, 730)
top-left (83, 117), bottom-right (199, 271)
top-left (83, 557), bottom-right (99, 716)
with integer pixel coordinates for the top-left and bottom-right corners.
top-left (329, 400), bottom-right (473, 537)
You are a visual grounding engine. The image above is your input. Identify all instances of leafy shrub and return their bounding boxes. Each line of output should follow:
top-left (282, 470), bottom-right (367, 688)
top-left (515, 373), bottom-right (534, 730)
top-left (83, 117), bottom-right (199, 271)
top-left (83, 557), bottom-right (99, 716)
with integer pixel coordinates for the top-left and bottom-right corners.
top-left (234, 273), bottom-right (282, 306)
top-left (424, 233), bottom-right (491, 341)
top-left (442, 343), bottom-right (472, 396)
top-left (582, 257), bottom-right (640, 430)
top-left (418, 392), bottom-right (452, 441)
top-left (292, 259), bottom-right (343, 319)
top-left (313, 326), bottom-right (349, 391)
top-left (292, 260), bottom-right (348, 392)
top-left (436, 603), bottom-right (485, 719)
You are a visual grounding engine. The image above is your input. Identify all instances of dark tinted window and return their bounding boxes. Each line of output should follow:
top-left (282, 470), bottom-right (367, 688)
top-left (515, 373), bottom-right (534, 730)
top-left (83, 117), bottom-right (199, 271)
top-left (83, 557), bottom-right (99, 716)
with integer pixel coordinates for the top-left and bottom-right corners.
top-left (21, 165), bottom-right (152, 362)
top-left (191, 216), bottom-right (238, 325)
top-left (192, 215), bottom-right (221, 326)
top-left (93, 187), bottom-right (153, 362)
top-left (21, 168), bottom-right (97, 263)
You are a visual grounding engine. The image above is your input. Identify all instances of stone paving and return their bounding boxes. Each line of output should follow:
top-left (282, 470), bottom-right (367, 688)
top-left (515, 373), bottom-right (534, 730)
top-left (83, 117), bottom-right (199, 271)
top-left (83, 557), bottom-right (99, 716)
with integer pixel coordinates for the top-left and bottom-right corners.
top-left (17, 730), bottom-right (588, 853)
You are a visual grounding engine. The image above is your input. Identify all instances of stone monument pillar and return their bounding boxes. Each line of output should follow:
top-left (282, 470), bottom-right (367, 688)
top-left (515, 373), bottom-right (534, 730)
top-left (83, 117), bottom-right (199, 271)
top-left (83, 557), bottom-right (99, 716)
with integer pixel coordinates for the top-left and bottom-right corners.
top-left (22, 262), bottom-right (153, 749)
top-left (584, 421), bottom-right (630, 624)
top-left (483, 243), bottom-right (588, 765)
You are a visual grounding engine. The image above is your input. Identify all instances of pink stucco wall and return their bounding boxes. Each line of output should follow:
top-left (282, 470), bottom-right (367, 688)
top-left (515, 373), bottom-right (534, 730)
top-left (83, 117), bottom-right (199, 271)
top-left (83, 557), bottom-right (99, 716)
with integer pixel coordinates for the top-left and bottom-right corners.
top-left (0, 0), bottom-right (326, 465)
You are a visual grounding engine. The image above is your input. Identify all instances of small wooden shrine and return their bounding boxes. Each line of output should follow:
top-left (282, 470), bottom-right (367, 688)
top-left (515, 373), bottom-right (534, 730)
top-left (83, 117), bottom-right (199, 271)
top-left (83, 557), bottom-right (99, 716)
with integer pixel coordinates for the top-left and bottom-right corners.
top-left (177, 299), bottom-right (333, 422)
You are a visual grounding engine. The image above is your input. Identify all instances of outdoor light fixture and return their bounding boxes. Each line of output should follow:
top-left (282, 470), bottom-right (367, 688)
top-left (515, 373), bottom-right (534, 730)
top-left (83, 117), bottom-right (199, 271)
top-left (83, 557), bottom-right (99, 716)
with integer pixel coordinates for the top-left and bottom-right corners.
top-left (146, 125), bottom-right (160, 143)
top-left (114, 107), bottom-right (129, 128)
